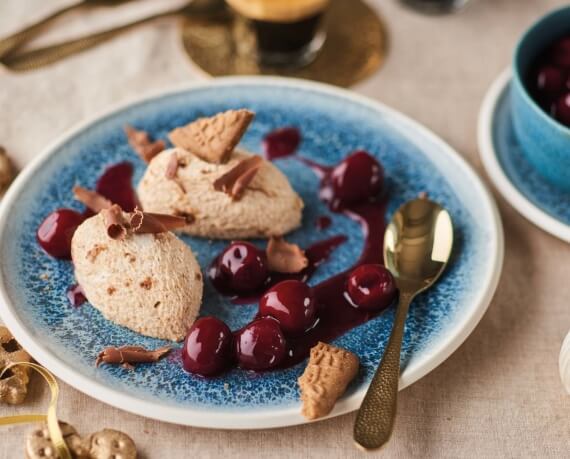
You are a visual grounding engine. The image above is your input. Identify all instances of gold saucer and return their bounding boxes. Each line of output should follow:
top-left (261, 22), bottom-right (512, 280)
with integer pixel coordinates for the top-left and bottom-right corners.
top-left (180, 0), bottom-right (387, 87)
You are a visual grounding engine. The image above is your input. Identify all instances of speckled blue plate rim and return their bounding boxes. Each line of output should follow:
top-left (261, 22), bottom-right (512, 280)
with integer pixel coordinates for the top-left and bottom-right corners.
top-left (478, 69), bottom-right (570, 243)
top-left (0, 77), bottom-right (503, 429)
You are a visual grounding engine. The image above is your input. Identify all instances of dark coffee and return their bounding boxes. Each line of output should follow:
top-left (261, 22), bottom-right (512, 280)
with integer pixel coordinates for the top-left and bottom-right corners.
top-left (252, 13), bottom-right (322, 55)
top-left (227, 0), bottom-right (328, 67)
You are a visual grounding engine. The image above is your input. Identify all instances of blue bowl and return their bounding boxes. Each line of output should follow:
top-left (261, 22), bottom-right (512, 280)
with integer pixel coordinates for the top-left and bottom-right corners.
top-left (511, 6), bottom-right (570, 192)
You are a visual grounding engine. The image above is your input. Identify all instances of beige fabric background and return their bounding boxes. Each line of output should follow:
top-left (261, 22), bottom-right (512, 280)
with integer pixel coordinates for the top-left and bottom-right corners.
top-left (1, 0), bottom-right (569, 457)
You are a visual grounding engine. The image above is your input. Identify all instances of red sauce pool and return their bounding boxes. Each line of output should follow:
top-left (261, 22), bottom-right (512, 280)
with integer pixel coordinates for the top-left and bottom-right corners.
top-left (209, 146), bottom-right (390, 371)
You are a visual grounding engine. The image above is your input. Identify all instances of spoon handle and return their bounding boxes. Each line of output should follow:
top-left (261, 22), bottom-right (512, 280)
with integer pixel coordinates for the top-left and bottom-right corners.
top-left (0, 2), bottom-right (85, 59)
top-left (0, 7), bottom-right (182, 72)
top-left (353, 290), bottom-right (414, 451)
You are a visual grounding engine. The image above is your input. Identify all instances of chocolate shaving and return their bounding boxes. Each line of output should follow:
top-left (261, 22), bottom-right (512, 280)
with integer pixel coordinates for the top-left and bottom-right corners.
top-left (125, 125), bottom-right (166, 163)
top-left (266, 237), bottom-right (309, 273)
top-left (213, 156), bottom-right (263, 201)
top-left (101, 206), bottom-right (188, 240)
top-left (73, 186), bottom-right (112, 213)
top-left (101, 205), bottom-right (128, 240)
top-left (165, 153), bottom-right (179, 179)
top-left (95, 345), bottom-right (171, 369)
top-left (129, 209), bottom-right (187, 234)
top-left (163, 153), bottom-right (186, 193)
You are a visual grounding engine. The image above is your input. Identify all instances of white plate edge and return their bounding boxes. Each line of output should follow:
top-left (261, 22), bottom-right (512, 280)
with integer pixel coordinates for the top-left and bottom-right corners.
top-left (477, 68), bottom-right (570, 243)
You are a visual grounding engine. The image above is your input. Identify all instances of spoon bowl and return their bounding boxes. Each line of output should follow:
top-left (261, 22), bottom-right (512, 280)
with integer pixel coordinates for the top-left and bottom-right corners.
top-left (384, 197), bottom-right (453, 291)
top-left (354, 195), bottom-right (453, 451)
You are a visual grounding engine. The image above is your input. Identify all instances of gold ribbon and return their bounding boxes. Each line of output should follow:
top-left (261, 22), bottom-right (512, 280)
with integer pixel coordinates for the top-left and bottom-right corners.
top-left (0, 362), bottom-right (71, 459)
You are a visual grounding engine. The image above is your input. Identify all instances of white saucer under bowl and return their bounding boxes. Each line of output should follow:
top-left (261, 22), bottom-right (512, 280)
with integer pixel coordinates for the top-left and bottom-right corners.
top-left (478, 69), bottom-right (570, 243)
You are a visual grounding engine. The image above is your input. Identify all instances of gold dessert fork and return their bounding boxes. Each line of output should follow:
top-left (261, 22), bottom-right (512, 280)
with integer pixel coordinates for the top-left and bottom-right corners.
top-left (353, 195), bottom-right (454, 451)
top-left (0, 0), bottom-right (137, 59)
top-left (0, 0), bottom-right (225, 72)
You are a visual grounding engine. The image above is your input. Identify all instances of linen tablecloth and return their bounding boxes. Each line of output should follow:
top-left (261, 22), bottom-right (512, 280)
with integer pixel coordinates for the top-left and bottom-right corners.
top-left (1, 0), bottom-right (569, 457)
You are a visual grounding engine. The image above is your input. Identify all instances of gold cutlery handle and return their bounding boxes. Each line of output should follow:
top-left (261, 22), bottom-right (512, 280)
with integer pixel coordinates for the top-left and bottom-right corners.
top-left (0, 2), bottom-right (85, 59)
top-left (0, 7), bottom-right (184, 72)
top-left (353, 290), bottom-right (414, 451)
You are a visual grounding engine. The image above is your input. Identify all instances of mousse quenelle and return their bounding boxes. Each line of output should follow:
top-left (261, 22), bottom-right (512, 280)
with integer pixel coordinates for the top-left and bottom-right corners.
top-left (71, 198), bottom-right (203, 341)
top-left (137, 110), bottom-right (303, 239)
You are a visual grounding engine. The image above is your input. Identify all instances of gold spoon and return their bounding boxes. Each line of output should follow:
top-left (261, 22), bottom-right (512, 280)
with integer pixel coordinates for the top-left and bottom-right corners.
top-left (353, 195), bottom-right (453, 451)
top-left (0, 0), bottom-right (137, 59)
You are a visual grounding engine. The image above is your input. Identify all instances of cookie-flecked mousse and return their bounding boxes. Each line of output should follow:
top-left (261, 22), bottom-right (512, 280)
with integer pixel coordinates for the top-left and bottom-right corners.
top-left (136, 109), bottom-right (304, 239)
top-left (71, 204), bottom-right (203, 341)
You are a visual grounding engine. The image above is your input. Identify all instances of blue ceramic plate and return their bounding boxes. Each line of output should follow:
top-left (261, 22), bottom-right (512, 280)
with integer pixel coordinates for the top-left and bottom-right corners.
top-left (0, 78), bottom-right (503, 429)
top-left (478, 69), bottom-right (570, 243)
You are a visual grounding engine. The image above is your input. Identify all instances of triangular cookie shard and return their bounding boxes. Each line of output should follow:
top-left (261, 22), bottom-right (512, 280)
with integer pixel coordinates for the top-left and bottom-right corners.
top-left (168, 109), bottom-right (254, 164)
top-left (298, 342), bottom-right (359, 420)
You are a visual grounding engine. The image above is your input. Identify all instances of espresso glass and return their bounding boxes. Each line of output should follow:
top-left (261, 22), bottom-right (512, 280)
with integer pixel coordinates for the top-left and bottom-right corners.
top-left (226, 0), bottom-right (329, 67)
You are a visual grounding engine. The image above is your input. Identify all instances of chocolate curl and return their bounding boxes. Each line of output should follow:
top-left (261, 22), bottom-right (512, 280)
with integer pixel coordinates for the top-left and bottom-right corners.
top-left (130, 210), bottom-right (187, 234)
top-left (165, 153), bottom-right (179, 179)
top-left (73, 186), bottom-right (112, 213)
top-left (266, 236), bottom-right (309, 273)
top-left (96, 345), bottom-right (171, 370)
top-left (213, 156), bottom-right (263, 201)
top-left (129, 208), bottom-right (144, 231)
top-left (124, 125), bottom-right (166, 163)
top-left (101, 205), bottom-right (128, 240)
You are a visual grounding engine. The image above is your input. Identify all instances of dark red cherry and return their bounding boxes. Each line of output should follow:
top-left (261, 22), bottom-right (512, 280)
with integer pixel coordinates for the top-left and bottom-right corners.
top-left (210, 242), bottom-right (268, 294)
top-left (234, 317), bottom-right (286, 370)
top-left (552, 92), bottom-right (570, 127)
top-left (263, 127), bottom-right (301, 160)
top-left (550, 37), bottom-right (570, 69)
top-left (346, 264), bottom-right (397, 311)
top-left (259, 280), bottom-right (317, 334)
top-left (536, 65), bottom-right (564, 94)
top-left (182, 317), bottom-right (233, 376)
top-left (324, 150), bottom-right (383, 210)
top-left (96, 161), bottom-right (138, 212)
top-left (37, 209), bottom-right (84, 259)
